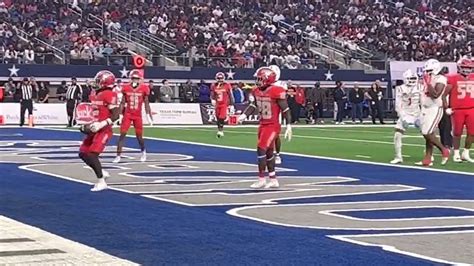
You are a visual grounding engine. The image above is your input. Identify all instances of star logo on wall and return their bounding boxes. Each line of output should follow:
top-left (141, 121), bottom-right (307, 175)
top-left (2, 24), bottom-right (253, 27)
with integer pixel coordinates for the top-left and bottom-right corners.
top-left (324, 70), bottom-right (334, 81)
top-left (226, 69), bottom-right (235, 80)
top-left (8, 65), bottom-right (20, 77)
top-left (119, 67), bottom-right (129, 78)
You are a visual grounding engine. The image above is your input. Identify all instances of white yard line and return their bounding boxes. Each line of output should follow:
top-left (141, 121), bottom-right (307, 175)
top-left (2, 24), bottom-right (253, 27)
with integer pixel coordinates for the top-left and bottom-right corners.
top-left (35, 127), bottom-right (474, 176)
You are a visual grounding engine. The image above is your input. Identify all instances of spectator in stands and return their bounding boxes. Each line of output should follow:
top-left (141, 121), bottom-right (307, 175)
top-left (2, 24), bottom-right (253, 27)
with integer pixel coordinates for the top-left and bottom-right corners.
top-left (366, 82), bottom-right (385, 124)
top-left (198, 80), bottom-right (210, 103)
top-left (180, 79), bottom-right (199, 103)
top-left (334, 81), bottom-right (347, 125)
top-left (37, 82), bottom-right (50, 103)
top-left (159, 79), bottom-right (173, 103)
top-left (23, 46), bottom-right (35, 64)
top-left (349, 83), bottom-right (364, 123)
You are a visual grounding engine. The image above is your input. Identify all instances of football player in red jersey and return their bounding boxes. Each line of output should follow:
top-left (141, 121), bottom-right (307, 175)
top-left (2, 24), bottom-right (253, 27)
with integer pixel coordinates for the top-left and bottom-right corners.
top-left (113, 69), bottom-right (153, 163)
top-left (210, 72), bottom-right (234, 138)
top-left (78, 70), bottom-right (120, 192)
top-left (238, 67), bottom-right (292, 189)
top-left (445, 57), bottom-right (474, 162)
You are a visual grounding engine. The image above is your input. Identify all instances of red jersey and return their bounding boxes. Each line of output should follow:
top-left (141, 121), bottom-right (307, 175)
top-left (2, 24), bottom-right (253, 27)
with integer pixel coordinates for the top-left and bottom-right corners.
top-left (211, 82), bottom-right (232, 106)
top-left (90, 89), bottom-right (118, 125)
top-left (447, 73), bottom-right (474, 109)
top-left (252, 85), bottom-right (286, 125)
top-left (122, 83), bottom-right (150, 116)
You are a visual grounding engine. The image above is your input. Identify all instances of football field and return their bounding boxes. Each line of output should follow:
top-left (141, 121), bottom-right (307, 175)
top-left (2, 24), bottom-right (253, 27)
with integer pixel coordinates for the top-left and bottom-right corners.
top-left (136, 125), bottom-right (473, 173)
top-left (0, 126), bottom-right (473, 265)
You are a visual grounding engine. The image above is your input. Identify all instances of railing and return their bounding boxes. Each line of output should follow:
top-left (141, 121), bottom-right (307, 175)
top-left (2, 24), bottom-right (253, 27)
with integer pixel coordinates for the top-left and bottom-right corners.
top-left (1, 53), bottom-right (60, 65)
top-left (8, 25), bottom-right (66, 64)
top-left (129, 30), bottom-right (178, 55)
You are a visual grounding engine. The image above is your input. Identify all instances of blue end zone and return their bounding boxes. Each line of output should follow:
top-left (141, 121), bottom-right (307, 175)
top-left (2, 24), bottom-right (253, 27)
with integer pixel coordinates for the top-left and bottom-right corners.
top-left (1, 128), bottom-right (473, 265)
top-left (337, 207), bottom-right (474, 219)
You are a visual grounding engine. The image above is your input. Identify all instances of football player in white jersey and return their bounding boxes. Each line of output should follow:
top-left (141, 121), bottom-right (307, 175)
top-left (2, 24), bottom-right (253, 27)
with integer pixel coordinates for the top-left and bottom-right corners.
top-left (269, 65), bottom-right (284, 164)
top-left (419, 59), bottom-right (450, 166)
top-left (390, 69), bottom-right (422, 164)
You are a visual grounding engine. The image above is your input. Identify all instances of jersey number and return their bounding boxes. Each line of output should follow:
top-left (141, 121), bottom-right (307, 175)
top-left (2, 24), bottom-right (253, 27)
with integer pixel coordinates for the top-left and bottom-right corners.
top-left (217, 92), bottom-right (224, 102)
top-left (257, 100), bottom-right (272, 119)
top-left (457, 82), bottom-right (474, 99)
top-left (129, 94), bottom-right (140, 110)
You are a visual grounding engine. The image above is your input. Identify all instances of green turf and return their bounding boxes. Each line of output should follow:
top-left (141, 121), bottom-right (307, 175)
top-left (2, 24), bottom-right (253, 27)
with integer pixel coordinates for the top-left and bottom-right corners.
top-left (127, 126), bottom-right (473, 173)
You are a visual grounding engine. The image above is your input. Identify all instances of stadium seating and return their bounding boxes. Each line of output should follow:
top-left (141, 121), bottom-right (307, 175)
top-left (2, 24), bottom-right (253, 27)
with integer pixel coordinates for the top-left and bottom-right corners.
top-left (1, 0), bottom-right (471, 68)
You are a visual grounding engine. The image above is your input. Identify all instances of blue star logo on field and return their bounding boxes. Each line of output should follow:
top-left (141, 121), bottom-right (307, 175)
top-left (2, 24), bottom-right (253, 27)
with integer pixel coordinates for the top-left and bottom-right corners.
top-left (119, 67), bottom-right (130, 78)
top-left (226, 69), bottom-right (235, 80)
top-left (324, 70), bottom-right (333, 81)
top-left (8, 65), bottom-right (20, 77)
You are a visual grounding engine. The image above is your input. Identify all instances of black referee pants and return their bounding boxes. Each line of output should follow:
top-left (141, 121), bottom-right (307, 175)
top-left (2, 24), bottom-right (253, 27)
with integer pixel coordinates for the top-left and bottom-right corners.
top-left (20, 99), bottom-right (33, 126)
top-left (66, 99), bottom-right (77, 127)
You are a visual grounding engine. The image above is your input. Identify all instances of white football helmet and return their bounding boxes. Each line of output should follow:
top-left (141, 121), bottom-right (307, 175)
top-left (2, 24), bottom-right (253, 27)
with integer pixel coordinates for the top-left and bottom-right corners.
top-left (403, 69), bottom-right (418, 85)
top-left (424, 59), bottom-right (442, 75)
top-left (269, 65), bottom-right (281, 81)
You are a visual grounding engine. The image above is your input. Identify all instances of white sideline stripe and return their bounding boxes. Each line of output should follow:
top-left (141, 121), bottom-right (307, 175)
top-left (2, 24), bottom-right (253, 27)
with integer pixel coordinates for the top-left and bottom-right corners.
top-left (328, 230), bottom-right (474, 266)
top-left (35, 127), bottom-right (474, 176)
top-left (170, 127), bottom-right (427, 148)
top-left (356, 155), bottom-right (372, 159)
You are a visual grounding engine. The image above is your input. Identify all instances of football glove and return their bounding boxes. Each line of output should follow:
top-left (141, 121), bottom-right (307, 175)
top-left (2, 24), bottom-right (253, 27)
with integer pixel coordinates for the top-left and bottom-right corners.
top-left (284, 124), bottom-right (292, 141)
top-left (90, 118), bottom-right (112, 133)
top-left (211, 99), bottom-right (217, 106)
top-left (445, 108), bottom-right (453, 116)
top-left (237, 114), bottom-right (247, 123)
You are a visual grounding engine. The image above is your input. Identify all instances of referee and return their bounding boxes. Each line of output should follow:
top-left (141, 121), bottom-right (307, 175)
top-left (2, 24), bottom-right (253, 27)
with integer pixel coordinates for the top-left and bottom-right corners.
top-left (19, 77), bottom-right (34, 127)
top-left (65, 77), bottom-right (83, 127)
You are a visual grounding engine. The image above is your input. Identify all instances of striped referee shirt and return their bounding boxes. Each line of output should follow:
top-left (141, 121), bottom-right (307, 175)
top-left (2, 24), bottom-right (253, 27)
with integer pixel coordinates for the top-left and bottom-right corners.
top-left (20, 84), bottom-right (33, 100)
top-left (66, 84), bottom-right (83, 100)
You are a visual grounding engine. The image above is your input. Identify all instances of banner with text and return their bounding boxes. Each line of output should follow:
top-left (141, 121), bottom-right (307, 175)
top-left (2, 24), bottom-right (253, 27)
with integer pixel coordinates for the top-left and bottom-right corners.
top-left (200, 103), bottom-right (260, 125)
top-left (389, 61), bottom-right (457, 80)
top-left (149, 103), bottom-right (203, 125)
top-left (0, 103), bottom-right (69, 125)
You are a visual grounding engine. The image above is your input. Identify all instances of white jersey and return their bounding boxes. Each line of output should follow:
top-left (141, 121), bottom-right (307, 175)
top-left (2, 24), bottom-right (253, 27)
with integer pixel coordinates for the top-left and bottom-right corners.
top-left (395, 83), bottom-right (422, 116)
top-left (274, 81), bottom-right (288, 90)
top-left (421, 74), bottom-right (447, 108)
top-left (113, 85), bottom-right (123, 103)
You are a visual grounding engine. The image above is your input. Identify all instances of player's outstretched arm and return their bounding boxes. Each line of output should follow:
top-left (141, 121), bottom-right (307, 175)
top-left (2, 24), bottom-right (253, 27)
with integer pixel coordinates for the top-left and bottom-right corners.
top-left (237, 95), bottom-right (256, 122)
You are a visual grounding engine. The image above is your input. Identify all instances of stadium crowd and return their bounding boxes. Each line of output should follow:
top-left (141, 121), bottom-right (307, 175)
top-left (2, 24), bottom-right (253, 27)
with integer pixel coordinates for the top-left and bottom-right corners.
top-left (1, 0), bottom-right (471, 68)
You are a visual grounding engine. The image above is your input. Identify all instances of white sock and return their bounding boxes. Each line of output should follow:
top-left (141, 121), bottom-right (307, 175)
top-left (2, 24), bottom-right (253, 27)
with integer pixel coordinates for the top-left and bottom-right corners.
top-left (394, 131), bottom-right (403, 159)
top-left (454, 149), bottom-right (460, 157)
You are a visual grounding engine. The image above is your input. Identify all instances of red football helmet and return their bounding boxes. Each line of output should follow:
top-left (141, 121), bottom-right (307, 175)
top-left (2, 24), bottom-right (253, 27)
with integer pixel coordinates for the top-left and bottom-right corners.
top-left (215, 72), bottom-right (225, 82)
top-left (457, 57), bottom-right (473, 75)
top-left (254, 67), bottom-right (276, 88)
top-left (129, 69), bottom-right (143, 80)
top-left (94, 70), bottom-right (116, 90)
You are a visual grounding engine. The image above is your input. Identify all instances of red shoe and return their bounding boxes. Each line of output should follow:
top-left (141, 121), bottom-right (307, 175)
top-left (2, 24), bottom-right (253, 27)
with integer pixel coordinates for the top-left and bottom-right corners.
top-left (441, 148), bottom-right (450, 165)
top-left (422, 157), bottom-right (433, 167)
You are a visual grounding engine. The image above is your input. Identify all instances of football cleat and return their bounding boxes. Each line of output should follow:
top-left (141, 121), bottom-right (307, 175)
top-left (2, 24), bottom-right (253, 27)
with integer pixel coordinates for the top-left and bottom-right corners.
top-left (440, 148), bottom-right (450, 165)
top-left (390, 158), bottom-right (403, 164)
top-left (102, 170), bottom-right (110, 179)
top-left (91, 178), bottom-right (108, 192)
top-left (112, 156), bottom-right (121, 163)
top-left (275, 155), bottom-right (282, 165)
top-left (453, 153), bottom-right (462, 163)
top-left (140, 151), bottom-right (147, 162)
top-left (265, 179), bottom-right (279, 189)
top-left (462, 150), bottom-right (474, 163)
top-left (250, 178), bottom-right (266, 189)
top-left (216, 131), bottom-right (224, 138)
